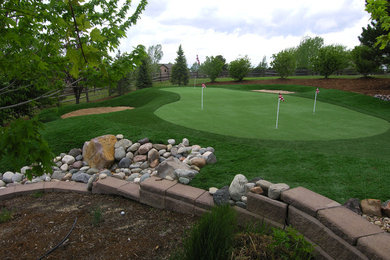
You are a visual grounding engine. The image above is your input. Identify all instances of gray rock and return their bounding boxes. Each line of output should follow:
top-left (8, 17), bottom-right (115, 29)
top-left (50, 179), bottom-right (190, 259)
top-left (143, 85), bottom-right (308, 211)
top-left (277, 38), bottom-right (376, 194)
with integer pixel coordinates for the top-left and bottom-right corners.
top-left (209, 187), bottom-right (218, 195)
top-left (39, 174), bottom-right (50, 181)
top-left (69, 169), bottom-right (79, 174)
top-left (113, 172), bottom-right (125, 180)
top-left (138, 143), bottom-right (153, 155)
top-left (229, 174), bottom-right (248, 201)
top-left (52, 171), bottom-right (66, 180)
top-left (126, 152), bottom-right (134, 160)
top-left (178, 177), bottom-right (190, 185)
top-left (182, 138), bottom-right (190, 146)
top-left (174, 169), bottom-right (198, 179)
top-left (80, 166), bottom-right (90, 172)
top-left (159, 149), bottom-right (167, 155)
top-left (162, 152), bottom-right (171, 158)
top-left (87, 174), bottom-right (98, 191)
top-left (241, 196), bottom-right (248, 203)
top-left (140, 173), bottom-right (150, 182)
top-left (86, 168), bottom-right (99, 175)
top-left (62, 155), bottom-right (75, 165)
top-left (100, 169), bottom-right (111, 175)
top-left (0, 180), bottom-right (5, 187)
top-left (72, 161), bottom-right (83, 169)
top-left (206, 147), bottom-right (215, 153)
top-left (60, 163), bottom-right (69, 171)
top-left (118, 157), bottom-right (131, 168)
top-left (129, 143), bottom-right (140, 152)
top-left (244, 183), bottom-right (255, 193)
top-left (71, 171), bottom-right (90, 183)
top-left (12, 172), bottom-right (24, 183)
top-left (268, 183), bottom-right (290, 200)
top-left (167, 139), bottom-right (176, 145)
top-left (138, 137), bottom-right (149, 145)
top-left (3, 171), bottom-right (14, 183)
top-left (257, 180), bottom-right (273, 192)
top-left (20, 166), bottom-right (32, 175)
top-left (177, 147), bottom-right (192, 154)
top-left (236, 201), bottom-right (247, 209)
top-left (202, 151), bottom-right (217, 164)
top-left (115, 147), bottom-right (126, 161)
top-left (213, 186), bottom-right (230, 206)
top-left (115, 139), bottom-right (132, 149)
top-left (170, 147), bottom-right (178, 156)
top-left (116, 134), bottom-right (124, 140)
top-left (60, 152), bottom-right (67, 158)
top-left (199, 148), bottom-right (206, 154)
top-left (75, 154), bottom-right (83, 161)
top-left (68, 148), bottom-right (82, 158)
top-left (140, 161), bottom-right (149, 169)
top-left (147, 148), bottom-right (160, 167)
top-left (127, 173), bottom-right (140, 182)
top-left (155, 157), bottom-right (191, 180)
top-left (131, 168), bottom-right (142, 173)
top-left (343, 198), bottom-right (362, 215)
top-left (153, 144), bottom-right (167, 150)
top-left (130, 162), bottom-right (143, 169)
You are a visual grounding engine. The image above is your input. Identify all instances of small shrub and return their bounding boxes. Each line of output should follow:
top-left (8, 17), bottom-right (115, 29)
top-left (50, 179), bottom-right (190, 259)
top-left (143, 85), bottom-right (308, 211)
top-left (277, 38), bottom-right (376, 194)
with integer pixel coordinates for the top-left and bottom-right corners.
top-left (32, 191), bottom-right (44, 198)
top-left (0, 208), bottom-right (12, 223)
top-left (91, 206), bottom-right (103, 227)
top-left (172, 205), bottom-right (237, 260)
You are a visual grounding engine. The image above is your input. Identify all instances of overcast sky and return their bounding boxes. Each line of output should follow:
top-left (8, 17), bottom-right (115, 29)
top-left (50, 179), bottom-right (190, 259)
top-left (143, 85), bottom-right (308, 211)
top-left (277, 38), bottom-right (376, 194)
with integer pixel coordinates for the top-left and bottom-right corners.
top-left (120, 0), bottom-right (371, 66)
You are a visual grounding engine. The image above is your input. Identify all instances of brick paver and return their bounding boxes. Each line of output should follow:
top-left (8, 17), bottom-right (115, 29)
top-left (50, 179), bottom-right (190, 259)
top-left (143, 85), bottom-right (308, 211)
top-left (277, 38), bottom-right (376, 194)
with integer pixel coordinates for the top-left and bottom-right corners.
top-left (166, 183), bottom-right (205, 204)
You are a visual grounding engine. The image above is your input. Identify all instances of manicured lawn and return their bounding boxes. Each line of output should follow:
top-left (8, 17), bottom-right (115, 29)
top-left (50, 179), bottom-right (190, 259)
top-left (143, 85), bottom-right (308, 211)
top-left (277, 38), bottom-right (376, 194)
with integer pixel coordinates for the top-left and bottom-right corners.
top-left (155, 87), bottom-right (389, 141)
top-left (3, 83), bottom-right (388, 203)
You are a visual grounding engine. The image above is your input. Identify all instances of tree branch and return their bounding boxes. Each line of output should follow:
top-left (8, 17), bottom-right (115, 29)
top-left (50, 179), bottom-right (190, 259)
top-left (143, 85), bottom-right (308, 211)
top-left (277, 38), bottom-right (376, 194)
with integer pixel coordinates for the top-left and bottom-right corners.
top-left (68, 1), bottom-right (88, 64)
top-left (0, 89), bottom-right (62, 110)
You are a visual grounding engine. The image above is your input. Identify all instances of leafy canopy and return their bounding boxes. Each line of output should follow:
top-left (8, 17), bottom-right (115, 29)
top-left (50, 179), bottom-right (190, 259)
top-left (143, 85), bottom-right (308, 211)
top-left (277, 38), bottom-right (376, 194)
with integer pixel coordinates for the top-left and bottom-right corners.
top-left (200, 56), bottom-right (225, 82)
top-left (271, 48), bottom-right (297, 79)
top-left (228, 56), bottom-right (251, 81)
top-left (311, 45), bottom-right (350, 79)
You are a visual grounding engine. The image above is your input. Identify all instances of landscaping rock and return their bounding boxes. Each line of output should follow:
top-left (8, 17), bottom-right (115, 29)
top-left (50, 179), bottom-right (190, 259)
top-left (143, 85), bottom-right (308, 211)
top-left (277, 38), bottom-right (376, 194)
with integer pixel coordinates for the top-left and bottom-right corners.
top-left (182, 138), bottom-right (190, 146)
top-left (179, 177), bottom-right (190, 185)
top-left (244, 183), bottom-right (255, 193)
top-left (68, 148), bottom-right (82, 158)
top-left (250, 186), bottom-right (264, 195)
top-left (382, 200), bottom-right (390, 217)
top-left (202, 151), bottom-right (217, 164)
top-left (62, 155), bottom-right (75, 165)
top-left (343, 198), bottom-right (362, 215)
top-left (190, 157), bottom-right (206, 168)
top-left (155, 157), bottom-right (191, 180)
top-left (167, 139), bottom-right (175, 145)
top-left (2, 171), bottom-right (14, 183)
top-left (72, 161), bottom-right (83, 169)
top-left (236, 201), bottom-right (247, 209)
top-left (86, 168), bottom-right (99, 175)
top-left (12, 173), bottom-right (24, 183)
top-left (60, 164), bottom-right (69, 171)
top-left (87, 174), bottom-right (98, 191)
top-left (140, 173), bottom-right (150, 182)
top-left (116, 134), bottom-right (124, 140)
top-left (129, 143), bottom-right (140, 152)
top-left (75, 154), bottom-right (83, 161)
top-left (71, 172), bottom-right (90, 183)
top-left (52, 171), bottom-right (66, 180)
top-left (113, 172), bottom-right (125, 180)
top-left (0, 180), bottom-right (5, 187)
top-left (138, 143), bottom-right (153, 155)
top-left (63, 173), bottom-right (73, 181)
top-left (127, 173), bottom-right (139, 182)
top-left (115, 147), bottom-right (126, 161)
top-left (80, 166), bottom-right (90, 172)
top-left (174, 169), bottom-right (198, 179)
top-left (268, 183), bottom-right (290, 200)
top-left (361, 199), bottom-right (382, 217)
top-left (257, 180), bottom-right (273, 192)
top-left (82, 134), bottom-right (116, 169)
top-left (229, 174), bottom-right (248, 201)
top-left (153, 144), bottom-right (167, 150)
top-left (118, 157), bottom-right (131, 168)
top-left (138, 138), bottom-right (149, 145)
top-left (213, 186), bottom-right (230, 206)
top-left (114, 139), bottom-right (132, 150)
top-left (209, 187), bottom-right (218, 195)
top-left (133, 155), bottom-right (147, 163)
top-left (148, 148), bottom-right (160, 168)
top-left (20, 166), bottom-right (31, 175)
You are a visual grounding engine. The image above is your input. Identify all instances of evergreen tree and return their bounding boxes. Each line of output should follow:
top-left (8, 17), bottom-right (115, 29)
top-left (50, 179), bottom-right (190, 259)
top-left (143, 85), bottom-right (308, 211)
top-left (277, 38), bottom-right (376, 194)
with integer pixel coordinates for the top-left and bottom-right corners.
top-left (171, 45), bottom-right (189, 86)
top-left (136, 56), bottom-right (153, 89)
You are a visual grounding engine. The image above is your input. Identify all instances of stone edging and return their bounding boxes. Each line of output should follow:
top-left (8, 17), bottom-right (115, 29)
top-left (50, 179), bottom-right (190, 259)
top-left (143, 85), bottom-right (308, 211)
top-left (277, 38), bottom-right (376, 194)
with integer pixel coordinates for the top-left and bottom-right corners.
top-left (1, 178), bottom-right (389, 259)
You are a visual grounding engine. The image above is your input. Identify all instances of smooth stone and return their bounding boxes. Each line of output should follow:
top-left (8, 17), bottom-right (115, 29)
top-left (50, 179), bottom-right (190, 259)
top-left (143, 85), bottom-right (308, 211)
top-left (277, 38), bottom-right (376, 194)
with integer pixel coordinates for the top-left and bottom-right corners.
top-left (56, 161), bottom-right (63, 167)
top-left (166, 144), bottom-right (172, 152)
top-left (87, 174), bottom-right (98, 191)
top-left (20, 166), bottom-right (32, 175)
top-left (158, 149), bottom-right (167, 155)
top-left (343, 198), bottom-right (362, 215)
top-left (71, 172), bottom-right (90, 183)
top-left (241, 196), bottom-right (248, 203)
top-left (179, 177), bottom-right (190, 185)
top-left (244, 183), bottom-right (255, 193)
top-left (72, 161), bottom-right (83, 169)
top-left (131, 168), bottom-right (142, 173)
top-left (126, 152), bottom-right (134, 160)
top-left (257, 180), bottom-right (273, 192)
top-left (80, 166), bottom-right (90, 172)
top-left (0, 180), bottom-right (5, 187)
top-left (202, 151), bottom-right (217, 164)
top-left (167, 139), bottom-right (175, 145)
top-left (115, 134), bottom-right (124, 140)
top-left (129, 162), bottom-right (143, 169)
top-left (177, 147), bottom-right (192, 154)
top-left (12, 172), bottom-right (24, 183)
top-left (250, 186), bottom-right (264, 195)
top-left (190, 157), bottom-right (206, 168)
top-left (122, 168), bottom-right (131, 174)
top-left (86, 168), bottom-right (99, 175)
top-left (138, 142), bottom-right (153, 155)
top-left (236, 201), bottom-right (247, 209)
top-left (133, 155), bottom-right (147, 163)
top-left (140, 161), bottom-right (149, 169)
top-left (127, 173), bottom-right (140, 182)
top-left (361, 199), bottom-right (382, 217)
top-left (129, 143), bottom-right (140, 152)
top-left (114, 147), bottom-right (126, 161)
top-left (213, 186), bottom-right (230, 206)
top-left (138, 137), bottom-right (149, 145)
top-left (99, 173), bottom-right (107, 180)
top-left (113, 172), bottom-right (125, 180)
top-left (140, 173), bottom-right (151, 182)
top-left (63, 172), bottom-right (73, 181)
top-left (182, 138), bottom-right (189, 146)
top-left (114, 139), bottom-right (132, 149)
top-left (153, 144), bottom-right (167, 150)
top-left (69, 169), bottom-right (79, 174)
top-left (165, 176), bottom-right (174, 181)
top-left (60, 153), bottom-right (66, 158)
top-left (191, 145), bottom-right (201, 151)
top-left (68, 148), bottom-right (82, 158)
top-left (3, 171), bottom-right (14, 183)
top-left (162, 152), bottom-right (171, 158)
top-left (209, 187), bottom-right (218, 195)
top-left (268, 183), bottom-right (290, 200)
top-left (118, 157), bottom-right (131, 168)
top-left (60, 164), bottom-right (69, 171)
top-left (75, 154), bottom-right (83, 161)
top-left (62, 155), bottom-right (75, 165)
top-left (100, 169), bottom-right (111, 175)
top-left (155, 157), bottom-right (191, 180)
top-left (229, 174), bottom-right (248, 201)
top-left (174, 169), bottom-right (198, 179)
top-left (39, 174), bottom-right (50, 181)
top-left (148, 149), bottom-right (160, 167)
top-left (52, 171), bottom-right (66, 180)
top-left (133, 177), bottom-right (141, 183)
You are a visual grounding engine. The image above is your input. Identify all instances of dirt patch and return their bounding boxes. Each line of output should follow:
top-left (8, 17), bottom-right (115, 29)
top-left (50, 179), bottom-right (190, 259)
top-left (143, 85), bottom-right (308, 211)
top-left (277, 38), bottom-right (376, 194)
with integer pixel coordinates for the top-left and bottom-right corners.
top-left (252, 89), bottom-right (295, 94)
top-left (61, 107), bottom-right (134, 119)
top-left (210, 77), bottom-right (390, 96)
top-left (0, 192), bottom-right (197, 260)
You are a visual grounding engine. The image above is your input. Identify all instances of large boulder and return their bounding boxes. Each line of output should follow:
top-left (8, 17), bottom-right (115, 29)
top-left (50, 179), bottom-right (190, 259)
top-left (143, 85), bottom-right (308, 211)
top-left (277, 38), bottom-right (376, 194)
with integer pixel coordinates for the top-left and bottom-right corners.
top-left (155, 157), bottom-right (191, 180)
top-left (82, 135), bottom-right (117, 169)
top-left (229, 174), bottom-right (248, 201)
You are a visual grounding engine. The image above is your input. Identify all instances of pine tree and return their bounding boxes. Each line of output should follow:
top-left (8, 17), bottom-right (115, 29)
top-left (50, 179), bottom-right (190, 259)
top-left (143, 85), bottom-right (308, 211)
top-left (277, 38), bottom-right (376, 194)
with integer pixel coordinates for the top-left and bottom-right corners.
top-left (136, 57), bottom-right (152, 89)
top-left (171, 45), bottom-right (189, 86)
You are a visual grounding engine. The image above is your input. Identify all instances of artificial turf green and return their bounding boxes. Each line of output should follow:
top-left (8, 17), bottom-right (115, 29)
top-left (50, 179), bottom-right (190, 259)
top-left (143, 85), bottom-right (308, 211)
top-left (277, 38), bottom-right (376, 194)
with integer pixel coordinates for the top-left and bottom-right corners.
top-left (1, 84), bottom-right (389, 203)
top-left (155, 87), bottom-right (389, 141)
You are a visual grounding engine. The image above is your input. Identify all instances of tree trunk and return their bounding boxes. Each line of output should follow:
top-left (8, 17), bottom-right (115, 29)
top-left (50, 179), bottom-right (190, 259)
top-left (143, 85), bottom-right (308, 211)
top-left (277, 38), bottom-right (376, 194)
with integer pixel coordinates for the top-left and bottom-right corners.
top-left (85, 86), bottom-right (89, 103)
top-left (73, 86), bottom-right (83, 104)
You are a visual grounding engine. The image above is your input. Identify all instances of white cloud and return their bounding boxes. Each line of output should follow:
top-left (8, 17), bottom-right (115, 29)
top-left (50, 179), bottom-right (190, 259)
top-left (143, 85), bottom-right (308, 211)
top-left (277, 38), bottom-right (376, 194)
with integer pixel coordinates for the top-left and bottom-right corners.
top-left (120, 0), bottom-right (371, 66)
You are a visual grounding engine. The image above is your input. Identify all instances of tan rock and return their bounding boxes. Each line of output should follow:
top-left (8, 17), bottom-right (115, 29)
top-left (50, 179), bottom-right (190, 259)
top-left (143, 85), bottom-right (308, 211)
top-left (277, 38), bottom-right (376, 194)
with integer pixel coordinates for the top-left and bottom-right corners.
top-left (82, 135), bottom-right (116, 169)
top-left (250, 186), bottom-right (264, 195)
top-left (147, 148), bottom-right (160, 167)
top-left (190, 157), bottom-right (206, 168)
top-left (361, 199), bottom-right (382, 217)
top-left (133, 155), bottom-right (147, 162)
top-left (138, 142), bottom-right (153, 155)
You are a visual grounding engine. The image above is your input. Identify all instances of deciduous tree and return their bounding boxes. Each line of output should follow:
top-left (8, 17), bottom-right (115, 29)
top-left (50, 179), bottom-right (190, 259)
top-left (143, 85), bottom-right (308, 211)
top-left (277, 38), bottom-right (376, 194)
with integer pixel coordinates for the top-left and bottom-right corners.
top-left (228, 56), bottom-right (251, 81)
top-left (200, 56), bottom-right (225, 82)
top-left (271, 48), bottom-right (297, 79)
top-left (311, 45), bottom-right (350, 79)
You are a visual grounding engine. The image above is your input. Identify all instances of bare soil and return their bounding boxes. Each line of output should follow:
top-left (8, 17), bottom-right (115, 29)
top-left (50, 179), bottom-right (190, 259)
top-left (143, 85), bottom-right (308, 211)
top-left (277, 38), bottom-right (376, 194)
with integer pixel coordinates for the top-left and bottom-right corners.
top-left (0, 192), bottom-right (198, 260)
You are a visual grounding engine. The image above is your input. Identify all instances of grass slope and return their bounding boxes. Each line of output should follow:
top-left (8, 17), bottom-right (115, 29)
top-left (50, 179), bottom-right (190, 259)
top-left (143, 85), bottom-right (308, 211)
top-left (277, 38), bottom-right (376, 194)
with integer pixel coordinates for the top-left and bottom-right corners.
top-left (155, 87), bottom-right (389, 141)
top-left (3, 84), bottom-right (388, 203)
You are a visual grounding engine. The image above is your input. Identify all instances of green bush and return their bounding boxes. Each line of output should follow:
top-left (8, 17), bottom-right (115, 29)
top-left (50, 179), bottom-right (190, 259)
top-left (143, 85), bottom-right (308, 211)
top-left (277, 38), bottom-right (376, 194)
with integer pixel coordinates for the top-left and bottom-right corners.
top-left (228, 56), bottom-right (251, 81)
top-left (172, 205), bottom-right (237, 260)
top-left (0, 208), bottom-right (12, 223)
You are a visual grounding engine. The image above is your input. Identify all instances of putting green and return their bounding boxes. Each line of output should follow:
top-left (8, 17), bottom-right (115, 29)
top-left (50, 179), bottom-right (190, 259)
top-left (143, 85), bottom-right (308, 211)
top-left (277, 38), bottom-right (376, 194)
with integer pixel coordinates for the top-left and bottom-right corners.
top-left (155, 87), bottom-right (390, 141)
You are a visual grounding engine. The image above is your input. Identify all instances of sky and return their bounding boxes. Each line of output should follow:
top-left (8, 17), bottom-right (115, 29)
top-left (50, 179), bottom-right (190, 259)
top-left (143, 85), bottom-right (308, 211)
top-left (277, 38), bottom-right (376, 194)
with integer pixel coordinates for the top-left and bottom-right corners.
top-left (119, 0), bottom-right (371, 67)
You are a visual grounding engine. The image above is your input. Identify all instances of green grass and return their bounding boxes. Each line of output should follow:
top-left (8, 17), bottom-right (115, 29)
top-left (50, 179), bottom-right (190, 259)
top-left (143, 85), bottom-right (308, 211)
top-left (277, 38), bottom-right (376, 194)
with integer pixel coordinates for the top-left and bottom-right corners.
top-left (155, 87), bottom-right (389, 141)
top-left (3, 82), bottom-right (388, 203)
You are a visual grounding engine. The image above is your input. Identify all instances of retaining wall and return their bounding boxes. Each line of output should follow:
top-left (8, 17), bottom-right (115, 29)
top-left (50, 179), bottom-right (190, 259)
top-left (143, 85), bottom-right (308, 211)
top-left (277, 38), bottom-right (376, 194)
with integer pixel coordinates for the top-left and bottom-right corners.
top-left (1, 177), bottom-right (389, 259)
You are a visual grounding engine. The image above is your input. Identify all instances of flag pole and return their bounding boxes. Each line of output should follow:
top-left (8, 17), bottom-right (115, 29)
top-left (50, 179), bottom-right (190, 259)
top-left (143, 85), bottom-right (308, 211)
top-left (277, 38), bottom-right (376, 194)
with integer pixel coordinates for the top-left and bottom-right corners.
top-left (275, 97), bottom-right (280, 129)
top-left (313, 88), bottom-right (319, 114)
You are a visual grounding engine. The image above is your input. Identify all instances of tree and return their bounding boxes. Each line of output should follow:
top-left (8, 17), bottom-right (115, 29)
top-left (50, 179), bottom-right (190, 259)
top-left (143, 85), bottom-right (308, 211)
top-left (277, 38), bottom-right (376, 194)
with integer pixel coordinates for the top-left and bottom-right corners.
top-left (136, 56), bottom-right (153, 89)
top-left (200, 56), bottom-right (225, 82)
top-left (271, 48), bottom-right (297, 79)
top-left (311, 45), bottom-right (350, 79)
top-left (171, 45), bottom-right (189, 86)
top-left (366, 0), bottom-right (390, 49)
top-left (215, 55), bottom-right (228, 71)
top-left (0, 0), bottom-right (148, 176)
top-left (147, 44), bottom-right (163, 76)
top-left (253, 56), bottom-right (268, 76)
top-left (295, 36), bottom-right (324, 70)
top-left (351, 45), bottom-right (380, 77)
top-left (228, 56), bottom-right (251, 81)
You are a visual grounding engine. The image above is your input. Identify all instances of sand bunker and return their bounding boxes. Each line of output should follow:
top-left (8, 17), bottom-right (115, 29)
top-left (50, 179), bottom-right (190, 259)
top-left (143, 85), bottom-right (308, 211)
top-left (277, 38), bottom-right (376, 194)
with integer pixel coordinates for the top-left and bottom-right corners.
top-left (252, 89), bottom-right (295, 94)
top-left (61, 106), bottom-right (134, 119)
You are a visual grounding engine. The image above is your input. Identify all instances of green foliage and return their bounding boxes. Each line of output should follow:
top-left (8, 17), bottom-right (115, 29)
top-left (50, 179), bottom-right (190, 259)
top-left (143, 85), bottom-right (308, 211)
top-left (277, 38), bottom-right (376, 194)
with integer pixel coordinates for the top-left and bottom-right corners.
top-left (351, 45), bottom-right (380, 76)
top-left (147, 44), bottom-right (164, 76)
top-left (200, 56), bottom-right (225, 82)
top-left (91, 206), bottom-right (103, 227)
top-left (271, 48), bottom-right (297, 79)
top-left (136, 56), bottom-right (153, 89)
top-left (311, 45), bottom-right (350, 78)
top-left (32, 191), bottom-right (44, 198)
top-left (172, 205), bottom-right (237, 260)
top-left (254, 56), bottom-right (268, 75)
top-left (0, 208), bottom-right (12, 224)
top-left (171, 45), bottom-right (189, 86)
top-left (295, 36), bottom-right (324, 70)
top-left (0, 118), bottom-right (53, 179)
top-left (366, 0), bottom-right (390, 49)
top-left (228, 56), bottom-right (251, 81)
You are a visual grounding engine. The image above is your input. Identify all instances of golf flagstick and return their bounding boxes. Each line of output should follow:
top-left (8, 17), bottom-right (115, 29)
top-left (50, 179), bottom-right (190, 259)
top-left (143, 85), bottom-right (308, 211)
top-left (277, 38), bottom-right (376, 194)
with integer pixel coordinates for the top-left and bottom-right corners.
top-left (201, 83), bottom-right (206, 110)
top-left (194, 55), bottom-right (200, 88)
top-left (275, 93), bottom-right (285, 129)
top-left (313, 88), bottom-right (319, 113)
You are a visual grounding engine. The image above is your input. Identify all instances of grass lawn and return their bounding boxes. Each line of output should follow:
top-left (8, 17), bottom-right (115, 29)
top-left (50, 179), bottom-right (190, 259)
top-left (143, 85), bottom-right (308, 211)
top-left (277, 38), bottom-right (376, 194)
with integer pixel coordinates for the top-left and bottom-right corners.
top-left (3, 83), bottom-right (388, 203)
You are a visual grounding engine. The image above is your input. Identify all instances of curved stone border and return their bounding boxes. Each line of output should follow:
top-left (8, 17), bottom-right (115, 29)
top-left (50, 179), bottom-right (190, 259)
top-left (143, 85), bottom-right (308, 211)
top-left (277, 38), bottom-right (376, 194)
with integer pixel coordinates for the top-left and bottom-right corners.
top-left (1, 179), bottom-right (389, 259)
